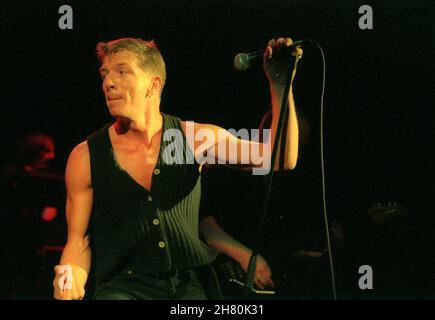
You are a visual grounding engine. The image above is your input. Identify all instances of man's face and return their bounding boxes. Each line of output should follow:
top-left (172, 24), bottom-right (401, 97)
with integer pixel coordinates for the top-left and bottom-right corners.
top-left (99, 50), bottom-right (153, 120)
top-left (34, 139), bottom-right (55, 171)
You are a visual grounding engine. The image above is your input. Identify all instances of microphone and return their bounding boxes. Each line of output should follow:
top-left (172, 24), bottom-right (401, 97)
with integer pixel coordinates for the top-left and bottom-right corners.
top-left (233, 40), bottom-right (309, 71)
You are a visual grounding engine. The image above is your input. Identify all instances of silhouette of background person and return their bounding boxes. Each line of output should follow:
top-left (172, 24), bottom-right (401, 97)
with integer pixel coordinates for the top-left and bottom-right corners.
top-left (0, 132), bottom-right (65, 299)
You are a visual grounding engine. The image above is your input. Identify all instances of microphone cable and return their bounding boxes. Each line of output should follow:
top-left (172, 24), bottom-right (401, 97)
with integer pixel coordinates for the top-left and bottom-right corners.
top-left (312, 40), bottom-right (338, 300)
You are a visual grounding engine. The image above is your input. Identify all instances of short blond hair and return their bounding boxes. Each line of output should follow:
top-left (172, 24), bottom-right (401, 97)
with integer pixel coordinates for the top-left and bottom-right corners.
top-left (96, 37), bottom-right (166, 90)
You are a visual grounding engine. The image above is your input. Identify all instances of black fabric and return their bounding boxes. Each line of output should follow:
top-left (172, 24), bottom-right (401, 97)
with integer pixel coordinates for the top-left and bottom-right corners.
top-left (93, 268), bottom-right (207, 300)
top-left (87, 113), bottom-right (217, 288)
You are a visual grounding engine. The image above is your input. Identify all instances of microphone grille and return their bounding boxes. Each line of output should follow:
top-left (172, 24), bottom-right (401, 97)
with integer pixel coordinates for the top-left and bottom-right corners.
top-left (233, 53), bottom-right (250, 71)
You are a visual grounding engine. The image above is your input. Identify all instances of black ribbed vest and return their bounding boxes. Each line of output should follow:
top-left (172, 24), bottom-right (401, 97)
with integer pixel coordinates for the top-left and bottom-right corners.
top-left (87, 114), bottom-right (217, 286)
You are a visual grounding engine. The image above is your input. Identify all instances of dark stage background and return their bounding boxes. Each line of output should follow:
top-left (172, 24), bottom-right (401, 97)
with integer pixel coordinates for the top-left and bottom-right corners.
top-left (0, 0), bottom-right (434, 299)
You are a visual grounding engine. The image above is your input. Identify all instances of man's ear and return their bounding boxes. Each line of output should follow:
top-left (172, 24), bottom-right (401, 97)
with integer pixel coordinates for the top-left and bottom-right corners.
top-left (148, 76), bottom-right (162, 97)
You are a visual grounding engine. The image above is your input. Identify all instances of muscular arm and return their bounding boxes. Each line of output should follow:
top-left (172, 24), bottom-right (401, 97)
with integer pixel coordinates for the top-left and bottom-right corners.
top-left (54, 141), bottom-right (93, 300)
top-left (181, 38), bottom-right (300, 172)
top-left (269, 84), bottom-right (299, 171)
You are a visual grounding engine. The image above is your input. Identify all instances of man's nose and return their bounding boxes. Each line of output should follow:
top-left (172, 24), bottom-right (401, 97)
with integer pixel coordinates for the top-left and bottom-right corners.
top-left (103, 76), bottom-right (116, 91)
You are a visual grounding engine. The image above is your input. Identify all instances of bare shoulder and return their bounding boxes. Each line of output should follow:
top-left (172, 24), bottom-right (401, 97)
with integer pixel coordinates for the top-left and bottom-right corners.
top-left (66, 141), bottom-right (91, 187)
top-left (68, 141), bottom-right (90, 166)
top-left (71, 140), bottom-right (90, 156)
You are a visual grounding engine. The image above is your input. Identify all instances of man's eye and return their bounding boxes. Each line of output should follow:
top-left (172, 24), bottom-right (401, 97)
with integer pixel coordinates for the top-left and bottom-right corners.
top-left (120, 70), bottom-right (127, 75)
top-left (100, 74), bottom-right (106, 80)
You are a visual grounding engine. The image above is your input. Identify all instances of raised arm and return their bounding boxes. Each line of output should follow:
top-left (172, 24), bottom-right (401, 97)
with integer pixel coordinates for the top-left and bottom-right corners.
top-left (264, 37), bottom-right (300, 171)
top-left (53, 141), bottom-right (93, 300)
top-left (182, 37), bottom-right (300, 173)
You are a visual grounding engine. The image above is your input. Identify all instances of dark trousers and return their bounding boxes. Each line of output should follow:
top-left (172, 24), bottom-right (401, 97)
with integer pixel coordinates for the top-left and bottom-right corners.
top-left (93, 268), bottom-right (207, 300)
